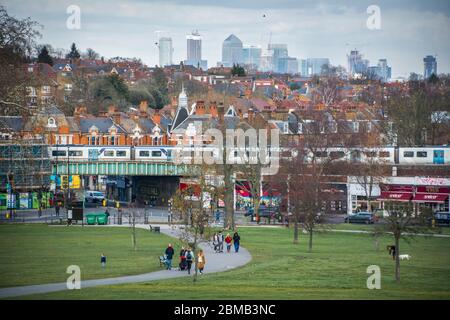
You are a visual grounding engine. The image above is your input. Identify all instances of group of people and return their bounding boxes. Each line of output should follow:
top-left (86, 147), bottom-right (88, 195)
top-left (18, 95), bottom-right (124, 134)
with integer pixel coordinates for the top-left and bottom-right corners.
top-left (212, 231), bottom-right (240, 253)
top-left (164, 244), bottom-right (206, 275)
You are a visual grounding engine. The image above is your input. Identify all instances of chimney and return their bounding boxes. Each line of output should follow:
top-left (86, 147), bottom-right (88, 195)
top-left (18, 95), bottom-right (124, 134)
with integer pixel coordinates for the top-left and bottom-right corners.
top-left (218, 102), bottom-right (225, 124)
top-left (108, 104), bottom-right (118, 115)
top-left (248, 108), bottom-right (254, 124)
top-left (196, 100), bottom-right (205, 115)
top-left (113, 112), bottom-right (121, 125)
top-left (209, 101), bottom-right (218, 118)
top-left (152, 109), bottom-right (161, 125)
top-left (139, 100), bottom-right (148, 113)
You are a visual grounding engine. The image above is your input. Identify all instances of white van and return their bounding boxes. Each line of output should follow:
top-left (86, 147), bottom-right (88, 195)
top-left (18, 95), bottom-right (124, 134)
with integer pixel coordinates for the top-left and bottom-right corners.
top-left (84, 191), bottom-right (105, 203)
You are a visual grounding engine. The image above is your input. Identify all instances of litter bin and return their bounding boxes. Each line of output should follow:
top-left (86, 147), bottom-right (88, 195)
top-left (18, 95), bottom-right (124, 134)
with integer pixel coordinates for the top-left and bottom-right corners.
top-left (86, 214), bottom-right (97, 225)
top-left (97, 213), bottom-right (108, 225)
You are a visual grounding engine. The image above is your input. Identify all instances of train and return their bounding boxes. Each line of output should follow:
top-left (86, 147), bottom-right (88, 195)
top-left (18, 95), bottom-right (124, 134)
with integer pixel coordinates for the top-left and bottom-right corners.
top-left (48, 145), bottom-right (450, 165)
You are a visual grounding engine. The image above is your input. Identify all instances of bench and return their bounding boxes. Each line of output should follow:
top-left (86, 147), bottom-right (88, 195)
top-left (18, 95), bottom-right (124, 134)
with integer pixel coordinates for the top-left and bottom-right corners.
top-left (149, 225), bottom-right (160, 233)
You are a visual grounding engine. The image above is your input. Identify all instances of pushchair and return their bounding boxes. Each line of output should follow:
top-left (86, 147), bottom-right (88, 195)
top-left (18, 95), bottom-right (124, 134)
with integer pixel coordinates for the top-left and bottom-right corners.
top-left (179, 258), bottom-right (187, 271)
top-left (159, 254), bottom-right (168, 268)
top-left (213, 242), bottom-right (221, 253)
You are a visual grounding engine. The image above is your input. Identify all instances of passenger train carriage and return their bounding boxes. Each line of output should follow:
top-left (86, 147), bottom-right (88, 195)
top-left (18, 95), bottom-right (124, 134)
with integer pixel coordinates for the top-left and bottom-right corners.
top-left (48, 145), bottom-right (450, 165)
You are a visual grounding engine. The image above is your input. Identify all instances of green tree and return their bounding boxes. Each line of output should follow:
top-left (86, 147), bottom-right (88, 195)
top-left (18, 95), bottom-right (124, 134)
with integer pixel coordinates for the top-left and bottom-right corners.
top-left (66, 42), bottom-right (80, 60)
top-left (231, 64), bottom-right (246, 76)
top-left (37, 46), bottom-right (53, 65)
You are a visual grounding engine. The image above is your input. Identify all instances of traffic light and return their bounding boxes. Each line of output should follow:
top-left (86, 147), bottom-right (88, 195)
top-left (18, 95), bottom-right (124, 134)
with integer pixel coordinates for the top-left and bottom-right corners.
top-left (61, 176), bottom-right (69, 189)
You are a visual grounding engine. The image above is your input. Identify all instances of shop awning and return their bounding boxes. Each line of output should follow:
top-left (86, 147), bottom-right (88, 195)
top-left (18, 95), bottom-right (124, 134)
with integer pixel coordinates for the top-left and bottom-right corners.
top-left (412, 193), bottom-right (448, 203)
top-left (378, 191), bottom-right (413, 202)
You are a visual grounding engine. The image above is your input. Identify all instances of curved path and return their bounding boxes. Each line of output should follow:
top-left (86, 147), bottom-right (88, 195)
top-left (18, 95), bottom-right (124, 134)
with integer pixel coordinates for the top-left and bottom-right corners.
top-left (0, 224), bottom-right (252, 299)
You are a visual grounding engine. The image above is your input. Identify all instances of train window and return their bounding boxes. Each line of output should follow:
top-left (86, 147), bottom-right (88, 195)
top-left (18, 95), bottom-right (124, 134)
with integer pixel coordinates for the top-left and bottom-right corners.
top-left (167, 150), bottom-right (172, 157)
top-left (364, 151), bottom-right (377, 157)
top-left (52, 150), bottom-right (66, 157)
top-left (151, 151), bottom-right (162, 157)
top-left (104, 151), bottom-right (114, 157)
top-left (417, 151), bottom-right (428, 158)
top-left (116, 151), bottom-right (127, 157)
top-left (139, 151), bottom-right (150, 157)
top-left (330, 151), bottom-right (345, 159)
top-left (315, 151), bottom-right (328, 158)
top-left (68, 150), bottom-right (82, 157)
top-left (379, 151), bottom-right (390, 158)
top-left (403, 151), bottom-right (414, 157)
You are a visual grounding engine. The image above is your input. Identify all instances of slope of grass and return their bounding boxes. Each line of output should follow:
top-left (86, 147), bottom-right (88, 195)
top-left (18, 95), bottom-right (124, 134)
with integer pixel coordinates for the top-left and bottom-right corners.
top-left (0, 224), bottom-right (174, 288)
top-left (22, 226), bottom-right (450, 299)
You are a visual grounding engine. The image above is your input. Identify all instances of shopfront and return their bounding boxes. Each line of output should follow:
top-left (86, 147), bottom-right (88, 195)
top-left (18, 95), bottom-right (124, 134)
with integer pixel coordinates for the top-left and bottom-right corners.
top-left (377, 177), bottom-right (450, 213)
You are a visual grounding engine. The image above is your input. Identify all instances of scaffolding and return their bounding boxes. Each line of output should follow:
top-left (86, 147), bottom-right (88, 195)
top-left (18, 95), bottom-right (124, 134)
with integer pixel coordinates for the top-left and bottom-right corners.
top-left (0, 138), bottom-right (51, 192)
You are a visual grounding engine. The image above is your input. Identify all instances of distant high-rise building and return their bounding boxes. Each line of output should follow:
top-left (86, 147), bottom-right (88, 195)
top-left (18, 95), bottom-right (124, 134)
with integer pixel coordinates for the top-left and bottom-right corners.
top-left (268, 44), bottom-right (288, 73)
top-left (222, 34), bottom-right (243, 67)
top-left (158, 37), bottom-right (173, 67)
top-left (259, 48), bottom-right (274, 72)
top-left (185, 30), bottom-right (207, 70)
top-left (299, 59), bottom-right (308, 77)
top-left (306, 58), bottom-right (330, 76)
top-left (242, 45), bottom-right (261, 69)
top-left (347, 50), bottom-right (369, 76)
top-left (423, 55), bottom-right (437, 79)
top-left (377, 59), bottom-right (391, 82)
top-left (278, 57), bottom-right (298, 74)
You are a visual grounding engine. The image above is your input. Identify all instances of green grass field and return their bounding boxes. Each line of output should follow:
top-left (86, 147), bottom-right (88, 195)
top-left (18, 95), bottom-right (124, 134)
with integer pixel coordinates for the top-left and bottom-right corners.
top-left (0, 225), bottom-right (175, 288)
top-left (15, 225), bottom-right (450, 300)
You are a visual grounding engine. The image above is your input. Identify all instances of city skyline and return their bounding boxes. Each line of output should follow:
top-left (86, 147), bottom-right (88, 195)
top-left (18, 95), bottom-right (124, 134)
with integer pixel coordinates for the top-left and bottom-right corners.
top-left (2, 0), bottom-right (450, 77)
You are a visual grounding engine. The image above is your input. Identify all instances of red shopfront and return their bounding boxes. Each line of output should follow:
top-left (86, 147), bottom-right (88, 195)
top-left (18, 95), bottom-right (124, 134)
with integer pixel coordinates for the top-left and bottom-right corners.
top-left (378, 185), bottom-right (449, 212)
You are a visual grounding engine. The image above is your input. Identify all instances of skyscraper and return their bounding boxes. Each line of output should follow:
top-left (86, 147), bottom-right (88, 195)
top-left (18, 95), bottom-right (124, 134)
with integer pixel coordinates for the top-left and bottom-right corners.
top-left (423, 55), bottom-right (437, 79)
top-left (278, 57), bottom-right (298, 74)
top-left (347, 50), bottom-right (369, 76)
top-left (268, 44), bottom-right (288, 73)
top-left (185, 30), bottom-right (207, 69)
top-left (242, 45), bottom-right (261, 69)
top-left (377, 59), bottom-right (391, 82)
top-left (299, 59), bottom-right (308, 77)
top-left (158, 37), bottom-right (173, 67)
top-left (222, 34), bottom-right (243, 67)
top-left (306, 58), bottom-right (330, 76)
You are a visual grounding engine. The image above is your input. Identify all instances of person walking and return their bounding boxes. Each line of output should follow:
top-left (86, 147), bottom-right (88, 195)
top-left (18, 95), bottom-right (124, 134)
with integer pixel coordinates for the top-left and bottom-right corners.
top-left (212, 232), bottom-right (219, 253)
top-left (225, 233), bottom-right (232, 253)
top-left (185, 248), bottom-right (194, 274)
top-left (100, 253), bottom-right (106, 268)
top-left (55, 204), bottom-right (60, 217)
top-left (179, 246), bottom-right (187, 270)
top-left (233, 231), bottom-right (241, 253)
top-left (218, 231), bottom-right (224, 253)
top-left (197, 249), bottom-right (206, 274)
top-left (165, 243), bottom-right (175, 270)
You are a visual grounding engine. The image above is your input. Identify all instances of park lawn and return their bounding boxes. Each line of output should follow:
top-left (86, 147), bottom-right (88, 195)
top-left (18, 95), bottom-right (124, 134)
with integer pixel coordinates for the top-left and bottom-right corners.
top-left (0, 224), bottom-right (175, 288)
top-left (327, 223), bottom-right (450, 234)
top-left (23, 226), bottom-right (450, 300)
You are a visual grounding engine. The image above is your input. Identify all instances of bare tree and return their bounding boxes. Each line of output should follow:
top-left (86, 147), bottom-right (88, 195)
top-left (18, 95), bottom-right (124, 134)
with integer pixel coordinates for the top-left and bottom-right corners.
top-left (376, 201), bottom-right (432, 282)
top-left (0, 6), bottom-right (41, 115)
top-left (353, 156), bottom-right (388, 212)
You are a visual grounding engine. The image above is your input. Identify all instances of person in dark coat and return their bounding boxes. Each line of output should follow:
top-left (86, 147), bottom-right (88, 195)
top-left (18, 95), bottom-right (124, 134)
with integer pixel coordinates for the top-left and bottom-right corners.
top-left (165, 243), bottom-right (175, 270)
top-left (100, 253), bottom-right (106, 268)
top-left (233, 232), bottom-right (241, 253)
top-left (185, 248), bottom-right (194, 274)
top-left (179, 246), bottom-right (187, 270)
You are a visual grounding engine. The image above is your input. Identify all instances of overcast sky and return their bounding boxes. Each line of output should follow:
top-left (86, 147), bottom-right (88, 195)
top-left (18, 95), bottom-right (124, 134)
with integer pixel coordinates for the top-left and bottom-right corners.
top-left (3, 0), bottom-right (450, 77)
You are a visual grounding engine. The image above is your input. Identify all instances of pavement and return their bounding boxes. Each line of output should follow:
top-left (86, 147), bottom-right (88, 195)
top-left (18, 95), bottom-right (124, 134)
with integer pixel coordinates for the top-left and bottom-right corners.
top-left (0, 224), bottom-right (252, 299)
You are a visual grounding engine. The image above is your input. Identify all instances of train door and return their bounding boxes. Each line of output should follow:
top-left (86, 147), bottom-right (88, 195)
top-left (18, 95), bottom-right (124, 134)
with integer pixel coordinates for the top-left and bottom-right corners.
top-left (433, 150), bottom-right (444, 164)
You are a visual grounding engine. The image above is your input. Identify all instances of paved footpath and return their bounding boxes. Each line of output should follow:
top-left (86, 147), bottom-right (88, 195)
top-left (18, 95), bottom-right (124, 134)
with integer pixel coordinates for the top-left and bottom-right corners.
top-left (0, 224), bottom-right (252, 299)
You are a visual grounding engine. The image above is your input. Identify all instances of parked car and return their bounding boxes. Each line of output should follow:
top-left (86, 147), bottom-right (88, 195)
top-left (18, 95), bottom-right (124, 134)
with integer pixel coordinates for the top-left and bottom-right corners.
top-left (345, 212), bottom-right (375, 224)
top-left (84, 190), bottom-right (105, 203)
top-left (432, 212), bottom-right (450, 226)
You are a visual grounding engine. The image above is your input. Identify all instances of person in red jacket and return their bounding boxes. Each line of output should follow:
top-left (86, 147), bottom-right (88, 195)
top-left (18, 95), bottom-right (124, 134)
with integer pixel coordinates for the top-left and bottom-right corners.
top-left (225, 233), bottom-right (232, 253)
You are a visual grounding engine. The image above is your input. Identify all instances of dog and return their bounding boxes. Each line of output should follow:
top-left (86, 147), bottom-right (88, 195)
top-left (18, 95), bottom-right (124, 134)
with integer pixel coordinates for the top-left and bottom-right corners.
top-left (399, 254), bottom-right (411, 260)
